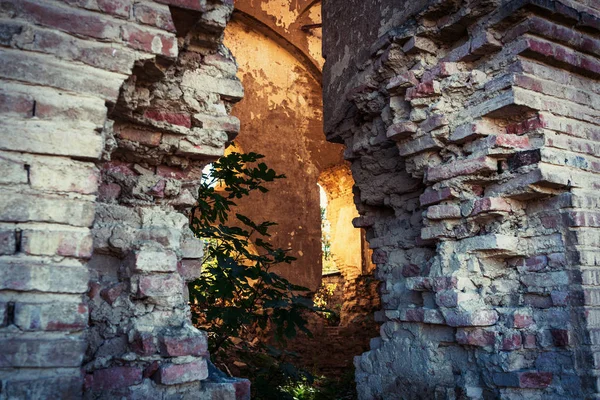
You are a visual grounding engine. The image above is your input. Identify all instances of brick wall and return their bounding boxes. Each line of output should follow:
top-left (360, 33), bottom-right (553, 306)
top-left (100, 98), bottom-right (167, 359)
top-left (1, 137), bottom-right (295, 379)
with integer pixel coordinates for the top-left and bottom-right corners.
top-left (323, 0), bottom-right (600, 398)
top-left (0, 0), bottom-right (249, 398)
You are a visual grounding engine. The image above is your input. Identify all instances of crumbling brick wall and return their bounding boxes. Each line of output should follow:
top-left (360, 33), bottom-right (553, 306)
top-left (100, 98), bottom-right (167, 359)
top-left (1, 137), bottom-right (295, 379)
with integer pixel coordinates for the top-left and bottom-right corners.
top-left (0, 0), bottom-right (248, 398)
top-left (323, 0), bottom-right (600, 398)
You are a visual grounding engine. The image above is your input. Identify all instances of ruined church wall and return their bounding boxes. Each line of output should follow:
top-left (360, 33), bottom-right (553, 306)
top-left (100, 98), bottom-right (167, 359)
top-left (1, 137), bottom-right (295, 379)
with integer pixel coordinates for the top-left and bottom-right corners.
top-left (323, 0), bottom-right (600, 398)
top-left (0, 0), bottom-right (248, 398)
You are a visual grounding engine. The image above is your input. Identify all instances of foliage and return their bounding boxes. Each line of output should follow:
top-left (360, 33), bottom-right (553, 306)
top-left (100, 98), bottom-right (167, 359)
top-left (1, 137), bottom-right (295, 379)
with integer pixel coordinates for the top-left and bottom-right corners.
top-left (188, 150), bottom-right (323, 398)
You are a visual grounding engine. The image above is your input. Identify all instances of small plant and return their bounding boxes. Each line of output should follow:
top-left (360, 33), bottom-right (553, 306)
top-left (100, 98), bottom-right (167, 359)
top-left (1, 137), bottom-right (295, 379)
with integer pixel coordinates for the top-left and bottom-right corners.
top-left (188, 150), bottom-right (323, 399)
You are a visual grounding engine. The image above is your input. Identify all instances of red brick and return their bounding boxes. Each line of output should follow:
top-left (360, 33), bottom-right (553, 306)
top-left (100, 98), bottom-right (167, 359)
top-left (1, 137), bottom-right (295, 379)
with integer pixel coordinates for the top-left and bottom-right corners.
top-left (501, 331), bottom-right (522, 350)
top-left (426, 157), bottom-right (497, 183)
top-left (159, 333), bottom-right (208, 357)
top-left (386, 71), bottom-right (418, 92)
top-left (551, 329), bottom-right (570, 347)
top-left (98, 183), bottom-right (122, 202)
top-left (456, 328), bottom-right (497, 347)
top-left (138, 274), bottom-right (183, 298)
top-left (0, 92), bottom-right (34, 117)
top-left (513, 311), bottom-right (534, 328)
top-left (132, 331), bottom-right (158, 356)
top-left (372, 249), bottom-right (388, 264)
top-left (471, 197), bottom-right (512, 216)
top-left (144, 110), bottom-right (191, 128)
top-left (91, 366), bottom-right (143, 391)
top-left (523, 333), bottom-right (537, 349)
top-left (121, 26), bottom-right (177, 58)
top-left (405, 80), bottom-right (440, 100)
top-left (420, 114), bottom-right (448, 133)
top-left (178, 259), bottom-right (202, 281)
top-left (519, 372), bottom-right (553, 389)
top-left (386, 121), bottom-right (417, 141)
top-left (155, 0), bottom-right (207, 12)
top-left (134, 2), bottom-right (176, 32)
top-left (419, 187), bottom-right (457, 206)
top-left (154, 360), bottom-right (208, 385)
top-left (116, 126), bottom-right (163, 147)
top-left (19, 0), bottom-right (121, 40)
top-left (100, 283), bottom-right (124, 305)
top-left (13, 302), bottom-right (88, 331)
top-left (401, 264), bottom-right (420, 278)
top-left (0, 338), bottom-right (85, 367)
top-left (443, 309), bottom-right (498, 327)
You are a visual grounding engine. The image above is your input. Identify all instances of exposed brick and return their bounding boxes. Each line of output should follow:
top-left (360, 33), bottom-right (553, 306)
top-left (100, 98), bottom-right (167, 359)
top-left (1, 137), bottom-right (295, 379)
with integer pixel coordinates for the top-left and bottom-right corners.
top-left (4, 376), bottom-right (83, 399)
top-left (501, 331), bottom-right (522, 350)
top-left (138, 274), bottom-right (183, 298)
top-left (419, 187), bottom-right (457, 206)
top-left (155, 0), bottom-right (207, 12)
top-left (133, 3), bottom-right (176, 32)
top-left (470, 197), bottom-right (512, 216)
top-left (121, 26), bottom-right (177, 58)
top-left (519, 372), bottom-right (553, 389)
top-left (154, 360), bottom-right (208, 385)
top-left (0, 338), bottom-right (86, 367)
top-left (456, 328), bottom-right (497, 347)
top-left (91, 366), bottom-right (143, 391)
top-left (386, 121), bottom-right (418, 141)
top-left (0, 263), bottom-right (89, 293)
top-left (17, 0), bottom-right (121, 40)
top-left (116, 126), bottom-right (163, 147)
top-left (159, 333), bottom-right (208, 357)
top-left (14, 302), bottom-right (88, 331)
top-left (100, 283), bottom-right (125, 305)
top-left (178, 259), bottom-right (203, 281)
top-left (143, 109), bottom-right (192, 128)
top-left (426, 156), bottom-right (497, 183)
top-left (442, 309), bottom-right (498, 327)
top-left (21, 228), bottom-right (93, 258)
top-left (551, 329), bottom-right (570, 347)
top-left (132, 331), bottom-right (158, 356)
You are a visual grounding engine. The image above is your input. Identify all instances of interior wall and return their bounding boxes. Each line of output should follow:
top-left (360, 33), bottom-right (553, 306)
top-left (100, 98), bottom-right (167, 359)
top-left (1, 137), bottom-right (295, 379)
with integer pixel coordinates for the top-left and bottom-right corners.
top-left (223, 18), bottom-right (344, 291)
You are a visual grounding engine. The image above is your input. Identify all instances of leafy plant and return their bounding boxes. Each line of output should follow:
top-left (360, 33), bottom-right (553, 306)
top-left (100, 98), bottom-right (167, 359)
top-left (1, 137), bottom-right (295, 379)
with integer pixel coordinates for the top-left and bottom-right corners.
top-left (188, 150), bottom-right (322, 398)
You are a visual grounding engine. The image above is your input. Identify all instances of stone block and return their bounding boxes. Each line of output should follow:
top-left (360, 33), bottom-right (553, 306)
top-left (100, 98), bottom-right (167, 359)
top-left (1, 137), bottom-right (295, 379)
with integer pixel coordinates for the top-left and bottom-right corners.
top-left (14, 302), bottom-right (88, 331)
top-left (154, 360), bottom-right (208, 385)
top-left (91, 366), bottom-right (143, 391)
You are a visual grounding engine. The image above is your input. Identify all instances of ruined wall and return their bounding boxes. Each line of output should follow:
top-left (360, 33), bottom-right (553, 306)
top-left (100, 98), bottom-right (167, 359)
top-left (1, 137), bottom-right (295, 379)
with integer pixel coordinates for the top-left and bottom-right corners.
top-left (222, 18), bottom-right (344, 291)
top-left (323, 0), bottom-right (600, 398)
top-left (0, 0), bottom-right (248, 398)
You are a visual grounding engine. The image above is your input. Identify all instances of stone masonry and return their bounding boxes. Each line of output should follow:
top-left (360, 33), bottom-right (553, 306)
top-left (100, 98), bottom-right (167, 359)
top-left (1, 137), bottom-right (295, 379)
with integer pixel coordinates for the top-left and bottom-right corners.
top-left (0, 0), bottom-right (249, 398)
top-left (323, 0), bottom-right (600, 398)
